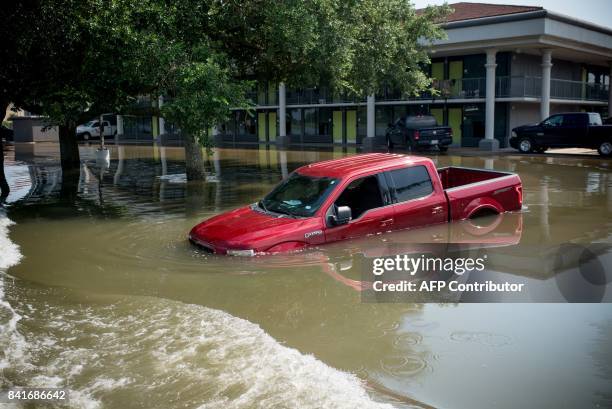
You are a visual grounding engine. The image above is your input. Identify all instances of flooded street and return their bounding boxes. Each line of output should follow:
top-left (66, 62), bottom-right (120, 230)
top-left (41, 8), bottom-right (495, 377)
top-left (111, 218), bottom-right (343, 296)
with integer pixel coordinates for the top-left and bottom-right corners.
top-left (1, 143), bottom-right (612, 409)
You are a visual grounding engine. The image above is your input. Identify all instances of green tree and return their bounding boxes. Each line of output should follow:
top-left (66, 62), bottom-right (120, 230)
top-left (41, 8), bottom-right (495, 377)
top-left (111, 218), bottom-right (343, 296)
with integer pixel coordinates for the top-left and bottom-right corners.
top-left (1, 0), bottom-right (158, 178)
top-left (155, 0), bottom-right (449, 179)
top-left (160, 46), bottom-right (253, 179)
top-left (2, 0), bottom-right (449, 189)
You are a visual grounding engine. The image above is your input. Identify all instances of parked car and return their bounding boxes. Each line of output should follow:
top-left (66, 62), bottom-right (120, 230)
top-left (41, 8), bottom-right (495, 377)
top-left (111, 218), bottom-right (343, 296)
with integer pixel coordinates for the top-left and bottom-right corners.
top-left (76, 119), bottom-right (116, 140)
top-left (386, 115), bottom-right (453, 152)
top-left (0, 125), bottom-right (14, 141)
top-left (510, 112), bottom-right (612, 156)
top-left (189, 153), bottom-right (523, 255)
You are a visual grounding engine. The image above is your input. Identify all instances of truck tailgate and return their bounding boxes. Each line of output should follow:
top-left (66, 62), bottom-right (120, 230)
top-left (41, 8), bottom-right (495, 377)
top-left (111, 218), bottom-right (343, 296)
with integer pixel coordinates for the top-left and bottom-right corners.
top-left (438, 167), bottom-right (522, 220)
top-left (417, 126), bottom-right (452, 140)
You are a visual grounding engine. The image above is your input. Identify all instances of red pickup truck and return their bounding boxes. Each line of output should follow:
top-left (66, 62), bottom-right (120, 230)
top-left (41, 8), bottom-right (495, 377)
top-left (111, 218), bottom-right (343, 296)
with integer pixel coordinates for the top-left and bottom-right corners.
top-left (189, 153), bottom-right (523, 255)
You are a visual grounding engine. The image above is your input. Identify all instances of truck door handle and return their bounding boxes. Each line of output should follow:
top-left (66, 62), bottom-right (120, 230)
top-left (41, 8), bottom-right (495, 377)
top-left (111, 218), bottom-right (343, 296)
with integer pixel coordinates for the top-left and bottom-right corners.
top-left (432, 206), bottom-right (444, 215)
top-left (380, 218), bottom-right (394, 227)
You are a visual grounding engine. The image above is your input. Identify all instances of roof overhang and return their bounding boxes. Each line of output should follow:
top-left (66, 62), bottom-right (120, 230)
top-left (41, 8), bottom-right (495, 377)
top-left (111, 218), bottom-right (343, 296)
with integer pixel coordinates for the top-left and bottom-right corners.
top-left (424, 10), bottom-right (612, 65)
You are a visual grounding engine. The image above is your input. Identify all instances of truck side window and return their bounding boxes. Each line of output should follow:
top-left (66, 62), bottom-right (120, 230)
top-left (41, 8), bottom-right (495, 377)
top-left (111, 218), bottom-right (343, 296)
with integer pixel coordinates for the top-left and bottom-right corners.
top-left (563, 114), bottom-right (582, 126)
top-left (543, 115), bottom-right (563, 127)
top-left (588, 113), bottom-right (602, 126)
top-left (334, 175), bottom-right (384, 219)
top-left (388, 166), bottom-right (433, 202)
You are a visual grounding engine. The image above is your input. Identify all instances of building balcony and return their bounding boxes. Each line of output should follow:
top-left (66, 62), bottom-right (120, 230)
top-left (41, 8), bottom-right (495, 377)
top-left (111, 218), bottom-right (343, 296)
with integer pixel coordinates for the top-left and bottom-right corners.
top-left (285, 88), bottom-right (365, 105)
top-left (242, 76), bottom-right (609, 109)
top-left (377, 76), bottom-right (609, 103)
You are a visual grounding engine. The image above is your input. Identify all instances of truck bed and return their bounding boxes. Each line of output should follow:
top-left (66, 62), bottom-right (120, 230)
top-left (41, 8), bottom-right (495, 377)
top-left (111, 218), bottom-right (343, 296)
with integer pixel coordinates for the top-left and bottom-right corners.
top-left (437, 166), bottom-right (522, 221)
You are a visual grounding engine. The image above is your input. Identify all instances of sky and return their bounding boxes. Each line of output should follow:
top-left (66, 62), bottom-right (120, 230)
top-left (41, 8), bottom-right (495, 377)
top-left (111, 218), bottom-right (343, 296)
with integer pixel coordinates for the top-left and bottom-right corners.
top-left (411, 0), bottom-right (612, 28)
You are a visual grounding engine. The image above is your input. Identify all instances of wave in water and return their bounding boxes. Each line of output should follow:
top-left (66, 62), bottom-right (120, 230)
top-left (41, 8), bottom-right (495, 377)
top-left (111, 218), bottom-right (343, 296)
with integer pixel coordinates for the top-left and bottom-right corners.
top-left (0, 209), bottom-right (22, 270)
top-left (0, 209), bottom-right (395, 409)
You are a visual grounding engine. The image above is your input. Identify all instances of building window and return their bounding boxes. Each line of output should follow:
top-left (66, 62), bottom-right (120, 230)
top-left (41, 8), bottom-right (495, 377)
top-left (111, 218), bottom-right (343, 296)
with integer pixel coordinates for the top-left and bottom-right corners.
top-left (318, 108), bottom-right (332, 136)
top-left (304, 108), bottom-right (317, 136)
top-left (236, 111), bottom-right (256, 136)
top-left (289, 109), bottom-right (302, 137)
top-left (375, 106), bottom-right (393, 137)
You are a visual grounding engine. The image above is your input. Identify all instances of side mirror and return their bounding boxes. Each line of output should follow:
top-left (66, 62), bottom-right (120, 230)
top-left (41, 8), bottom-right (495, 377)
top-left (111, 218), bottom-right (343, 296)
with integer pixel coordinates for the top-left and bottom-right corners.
top-left (332, 206), bottom-right (352, 226)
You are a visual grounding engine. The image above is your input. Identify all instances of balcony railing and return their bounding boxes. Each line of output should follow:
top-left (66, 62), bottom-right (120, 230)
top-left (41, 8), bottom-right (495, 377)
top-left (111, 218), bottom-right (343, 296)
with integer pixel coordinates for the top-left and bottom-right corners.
top-left (550, 78), bottom-right (609, 101)
top-left (377, 76), bottom-right (608, 102)
top-left (286, 88), bottom-right (365, 105)
top-left (242, 77), bottom-right (609, 107)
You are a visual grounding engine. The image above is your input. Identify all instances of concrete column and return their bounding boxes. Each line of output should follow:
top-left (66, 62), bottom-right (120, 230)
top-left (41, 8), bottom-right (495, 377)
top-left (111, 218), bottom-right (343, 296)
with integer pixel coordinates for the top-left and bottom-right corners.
top-left (367, 94), bottom-right (375, 138)
top-left (280, 149), bottom-right (288, 179)
top-left (213, 149), bottom-right (221, 177)
top-left (479, 49), bottom-right (499, 150)
top-left (540, 50), bottom-right (553, 120)
top-left (116, 115), bottom-right (124, 136)
top-left (279, 83), bottom-right (286, 137)
top-left (277, 82), bottom-right (289, 147)
top-left (485, 49), bottom-right (496, 140)
top-left (158, 96), bottom-right (165, 135)
top-left (362, 94), bottom-right (376, 151)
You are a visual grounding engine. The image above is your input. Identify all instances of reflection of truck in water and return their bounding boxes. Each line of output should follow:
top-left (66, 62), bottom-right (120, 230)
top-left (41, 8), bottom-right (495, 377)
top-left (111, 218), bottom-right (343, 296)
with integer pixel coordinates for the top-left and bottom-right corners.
top-left (214, 212), bottom-right (524, 295)
top-left (189, 153), bottom-right (523, 255)
top-left (76, 115), bottom-right (117, 140)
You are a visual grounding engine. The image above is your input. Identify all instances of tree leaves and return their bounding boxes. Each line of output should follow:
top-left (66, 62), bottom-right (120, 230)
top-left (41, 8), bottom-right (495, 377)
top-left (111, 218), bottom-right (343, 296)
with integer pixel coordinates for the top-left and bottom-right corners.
top-left (2, 0), bottom-right (449, 148)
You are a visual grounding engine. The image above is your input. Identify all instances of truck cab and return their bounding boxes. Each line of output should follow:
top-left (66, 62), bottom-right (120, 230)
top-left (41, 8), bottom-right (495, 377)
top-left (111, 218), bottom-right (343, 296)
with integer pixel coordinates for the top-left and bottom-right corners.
top-left (76, 119), bottom-right (117, 140)
top-left (189, 154), bottom-right (522, 255)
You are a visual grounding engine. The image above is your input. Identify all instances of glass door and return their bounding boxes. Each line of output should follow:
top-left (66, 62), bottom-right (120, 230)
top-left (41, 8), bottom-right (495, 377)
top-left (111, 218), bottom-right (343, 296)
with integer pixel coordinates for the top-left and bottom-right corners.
top-left (448, 107), bottom-right (462, 146)
top-left (346, 110), bottom-right (357, 144)
top-left (333, 110), bottom-right (343, 144)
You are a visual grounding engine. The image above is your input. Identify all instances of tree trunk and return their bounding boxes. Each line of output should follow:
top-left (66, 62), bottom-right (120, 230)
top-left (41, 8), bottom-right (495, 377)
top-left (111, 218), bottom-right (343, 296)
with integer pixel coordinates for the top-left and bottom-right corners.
top-left (58, 124), bottom-right (81, 202)
top-left (59, 124), bottom-right (80, 172)
top-left (59, 167), bottom-right (81, 203)
top-left (0, 101), bottom-right (10, 201)
top-left (184, 134), bottom-right (207, 180)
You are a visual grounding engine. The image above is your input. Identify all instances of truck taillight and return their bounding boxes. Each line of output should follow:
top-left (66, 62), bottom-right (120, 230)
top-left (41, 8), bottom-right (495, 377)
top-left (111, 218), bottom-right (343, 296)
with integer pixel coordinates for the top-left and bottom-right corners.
top-left (515, 185), bottom-right (523, 205)
top-left (414, 130), bottom-right (420, 140)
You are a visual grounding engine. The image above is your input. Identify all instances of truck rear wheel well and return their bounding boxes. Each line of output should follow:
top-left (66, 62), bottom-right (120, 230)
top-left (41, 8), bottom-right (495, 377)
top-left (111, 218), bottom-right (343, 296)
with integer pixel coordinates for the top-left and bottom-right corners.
top-left (468, 206), bottom-right (499, 219)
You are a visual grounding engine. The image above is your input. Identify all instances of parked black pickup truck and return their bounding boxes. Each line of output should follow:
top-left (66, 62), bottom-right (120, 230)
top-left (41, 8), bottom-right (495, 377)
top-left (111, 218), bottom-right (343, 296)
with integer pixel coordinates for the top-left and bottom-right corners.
top-left (510, 112), bottom-right (612, 157)
top-left (386, 115), bottom-right (453, 152)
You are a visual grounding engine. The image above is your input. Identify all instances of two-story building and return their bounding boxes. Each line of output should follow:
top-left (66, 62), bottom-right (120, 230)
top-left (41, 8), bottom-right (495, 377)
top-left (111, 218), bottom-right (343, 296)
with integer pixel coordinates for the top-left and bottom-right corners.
top-left (117, 3), bottom-right (612, 149)
top-left (126, 2), bottom-right (612, 150)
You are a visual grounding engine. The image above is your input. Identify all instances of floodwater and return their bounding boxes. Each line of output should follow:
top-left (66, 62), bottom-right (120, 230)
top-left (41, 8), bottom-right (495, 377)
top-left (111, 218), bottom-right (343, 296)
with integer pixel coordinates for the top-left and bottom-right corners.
top-left (1, 142), bottom-right (611, 409)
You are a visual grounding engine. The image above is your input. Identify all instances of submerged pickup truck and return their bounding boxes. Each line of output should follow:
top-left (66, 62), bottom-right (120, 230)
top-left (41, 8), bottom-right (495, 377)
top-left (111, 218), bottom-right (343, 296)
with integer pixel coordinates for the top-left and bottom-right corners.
top-left (189, 153), bottom-right (522, 255)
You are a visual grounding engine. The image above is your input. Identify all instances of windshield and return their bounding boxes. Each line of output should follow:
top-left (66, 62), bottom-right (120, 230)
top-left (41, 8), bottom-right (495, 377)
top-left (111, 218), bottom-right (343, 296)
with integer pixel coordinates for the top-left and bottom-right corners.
top-left (261, 172), bottom-right (339, 217)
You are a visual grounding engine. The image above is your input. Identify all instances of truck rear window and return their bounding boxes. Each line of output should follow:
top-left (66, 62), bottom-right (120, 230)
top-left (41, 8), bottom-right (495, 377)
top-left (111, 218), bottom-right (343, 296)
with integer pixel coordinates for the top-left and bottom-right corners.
top-left (388, 166), bottom-right (433, 202)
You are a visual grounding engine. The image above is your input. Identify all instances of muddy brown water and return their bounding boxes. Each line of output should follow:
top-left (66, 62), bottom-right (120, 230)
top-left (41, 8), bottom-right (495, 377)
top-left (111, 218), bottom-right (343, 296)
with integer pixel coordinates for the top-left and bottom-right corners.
top-left (1, 143), bottom-right (611, 409)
